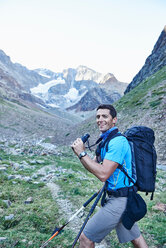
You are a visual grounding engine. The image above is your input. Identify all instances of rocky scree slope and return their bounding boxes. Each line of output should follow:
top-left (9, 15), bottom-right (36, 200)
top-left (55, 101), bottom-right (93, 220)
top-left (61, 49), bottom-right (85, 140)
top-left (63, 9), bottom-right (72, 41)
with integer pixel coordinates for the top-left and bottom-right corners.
top-left (0, 65), bottom-right (73, 143)
top-left (0, 97), bottom-right (72, 144)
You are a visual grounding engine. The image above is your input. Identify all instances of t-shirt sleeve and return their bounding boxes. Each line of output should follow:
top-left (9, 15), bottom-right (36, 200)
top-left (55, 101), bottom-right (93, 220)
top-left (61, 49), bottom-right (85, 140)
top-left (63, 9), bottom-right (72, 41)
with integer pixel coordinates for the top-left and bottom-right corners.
top-left (104, 137), bottom-right (128, 165)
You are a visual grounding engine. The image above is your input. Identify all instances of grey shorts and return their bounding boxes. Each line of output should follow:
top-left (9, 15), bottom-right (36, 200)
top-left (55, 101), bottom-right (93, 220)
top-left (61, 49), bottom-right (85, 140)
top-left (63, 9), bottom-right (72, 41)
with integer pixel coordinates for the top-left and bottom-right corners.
top-left (83, 196), bottom-right (141, 243)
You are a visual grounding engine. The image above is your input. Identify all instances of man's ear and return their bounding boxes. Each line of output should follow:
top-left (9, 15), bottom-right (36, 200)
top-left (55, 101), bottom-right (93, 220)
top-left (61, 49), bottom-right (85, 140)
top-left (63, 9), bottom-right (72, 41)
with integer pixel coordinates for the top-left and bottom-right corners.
top-left (113, 117), bottom-right (117, 124)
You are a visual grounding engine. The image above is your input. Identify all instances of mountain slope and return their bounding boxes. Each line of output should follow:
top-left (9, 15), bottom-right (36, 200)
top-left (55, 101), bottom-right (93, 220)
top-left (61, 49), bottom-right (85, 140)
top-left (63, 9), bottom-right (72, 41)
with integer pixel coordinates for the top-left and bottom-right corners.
top-left (0, 96), bottom-right (73, 143)
top-left (0, 53), bottom-right (85, 124)
top-left (115, 66), bottom-right (166, 164)
top-left (0, 50), bottom-right (48, 91)
top-left (66, 87), bottom-right (121, 112)
top-left (125, 26), bottom-right (166, 93)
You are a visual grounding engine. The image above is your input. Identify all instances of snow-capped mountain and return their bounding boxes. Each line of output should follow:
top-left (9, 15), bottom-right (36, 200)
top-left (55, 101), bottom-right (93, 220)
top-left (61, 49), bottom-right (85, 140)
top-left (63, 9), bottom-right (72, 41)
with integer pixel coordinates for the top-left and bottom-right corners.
top-left (31, 66), bottom-right (128, 111)
top-left (0, 50), bottom-right (128, 115)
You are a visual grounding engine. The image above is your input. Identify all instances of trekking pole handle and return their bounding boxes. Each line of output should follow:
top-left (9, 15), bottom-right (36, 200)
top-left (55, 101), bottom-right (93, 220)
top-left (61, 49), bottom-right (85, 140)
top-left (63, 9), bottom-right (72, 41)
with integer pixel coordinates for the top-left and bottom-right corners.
top-left (81, 133), bottom-right (90, 143)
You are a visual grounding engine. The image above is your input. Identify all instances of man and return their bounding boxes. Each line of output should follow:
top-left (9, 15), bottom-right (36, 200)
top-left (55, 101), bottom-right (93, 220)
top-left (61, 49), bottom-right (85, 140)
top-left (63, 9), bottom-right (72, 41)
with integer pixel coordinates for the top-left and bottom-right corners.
top-left (71, 104), bottom-right (148, 248)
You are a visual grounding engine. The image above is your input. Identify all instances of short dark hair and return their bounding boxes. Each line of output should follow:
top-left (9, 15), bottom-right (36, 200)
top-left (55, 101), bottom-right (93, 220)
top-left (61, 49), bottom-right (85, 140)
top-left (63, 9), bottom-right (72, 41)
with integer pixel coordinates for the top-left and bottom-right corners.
top-left (97, 104), bottom-right (117, 118)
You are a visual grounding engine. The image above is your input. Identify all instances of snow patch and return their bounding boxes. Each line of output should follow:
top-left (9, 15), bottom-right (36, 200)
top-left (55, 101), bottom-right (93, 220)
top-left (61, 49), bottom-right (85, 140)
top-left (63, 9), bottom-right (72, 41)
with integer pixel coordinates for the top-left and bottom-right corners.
top-left (64, 88), bottom-right (79, 102)
top-left (36, 103), bottom-right (46, 109)
top-left (48, 103), bottom-right (60, 108)
top-left (38, 72), bottom-right (51, 78)
top-left (30, 77), bottom-right (65, 95)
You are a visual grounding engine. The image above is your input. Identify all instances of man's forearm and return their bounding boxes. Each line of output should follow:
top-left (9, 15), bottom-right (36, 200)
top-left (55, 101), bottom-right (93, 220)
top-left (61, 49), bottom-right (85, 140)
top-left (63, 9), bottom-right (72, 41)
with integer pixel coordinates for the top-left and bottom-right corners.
top-left (79, 154), bottom-right (108, 182)
top-left (71, 138), bottom-right (118, 181)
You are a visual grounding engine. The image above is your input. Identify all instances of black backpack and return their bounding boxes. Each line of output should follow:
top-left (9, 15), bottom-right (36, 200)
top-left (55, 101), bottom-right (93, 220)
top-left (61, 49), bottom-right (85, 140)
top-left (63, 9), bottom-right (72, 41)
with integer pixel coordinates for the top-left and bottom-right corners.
top-left (124, 126), bottom-right (157, 199)
top-left (97, 126), bottom-right (157, 200)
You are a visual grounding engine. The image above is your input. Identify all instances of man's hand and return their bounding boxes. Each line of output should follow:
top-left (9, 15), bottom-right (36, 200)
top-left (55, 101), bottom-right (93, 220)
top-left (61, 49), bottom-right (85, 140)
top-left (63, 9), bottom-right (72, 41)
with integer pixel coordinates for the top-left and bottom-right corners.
top-left (71, 138), bottom-right (85, 157)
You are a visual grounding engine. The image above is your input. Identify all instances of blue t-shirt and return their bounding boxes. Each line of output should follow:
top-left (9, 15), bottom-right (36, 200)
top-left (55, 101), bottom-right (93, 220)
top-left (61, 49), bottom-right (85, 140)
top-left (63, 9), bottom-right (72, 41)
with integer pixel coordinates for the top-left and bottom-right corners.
top-left (100, 134), bottom-right (133, 191)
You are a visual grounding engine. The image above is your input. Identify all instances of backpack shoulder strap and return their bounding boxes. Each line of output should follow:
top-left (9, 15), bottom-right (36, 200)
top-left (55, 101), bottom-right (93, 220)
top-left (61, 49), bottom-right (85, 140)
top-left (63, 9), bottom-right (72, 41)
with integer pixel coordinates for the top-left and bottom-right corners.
top-left (104, 134), bottom-right (136, 186)
top-left (95, 129), bottom-right (120, 158)
top-left (118, 164), bottom-right (135, 184)
top-left (105, 132), bottom-right (123, 152)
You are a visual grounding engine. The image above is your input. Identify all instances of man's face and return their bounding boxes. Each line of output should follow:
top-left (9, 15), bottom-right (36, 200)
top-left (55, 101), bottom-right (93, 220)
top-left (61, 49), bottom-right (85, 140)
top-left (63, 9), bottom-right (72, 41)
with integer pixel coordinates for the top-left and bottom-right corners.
top-left (96, 108), bottom-right (117, 133)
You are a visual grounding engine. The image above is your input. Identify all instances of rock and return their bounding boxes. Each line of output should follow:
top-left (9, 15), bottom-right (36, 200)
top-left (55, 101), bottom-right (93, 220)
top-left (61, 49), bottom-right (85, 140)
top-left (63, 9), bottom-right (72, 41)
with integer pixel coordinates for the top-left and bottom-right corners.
top-left (8, 175), bottom-right (15, 180)
top-left (0, 237), bottom-right (7, 242)
top-left (41, 152), bottom-right (47, 156)
top-left (21, 239), bottom-right (27, 243)
top-left (157, 164), bottom-right (166, 171)
top-left (33, 181), bottom-right (40, 184)
top-left (12, 162), bottom-right (24, 170)
top-left (0, 208), bottom-right (4, 214)
top-left (12, 181), bottom-right (17, 184)
top-left (24, 197), bottom-right (34, 204)
top-left (8, 148), bottom-right (19, 155)
top-left (152, 203), bottom-right (166, 212)
top-left (125, 26), bottom-right (166, 93)
top-left (23, 176), bottom-right (32, 182)
top-left (32, 174), bottom-right (38, 179)
top-left (29, 160), bottom-right (37, 164)
top-left (2, 200), bottom-right (12, 208)
top-left (5, 214), bottom-right (14, 220)
top-left (21, 161), bottom-right (29, 166)
top-left (1, 164), bottom-right (9, 168)
top-left (0, 167), bottom-right (7, 171)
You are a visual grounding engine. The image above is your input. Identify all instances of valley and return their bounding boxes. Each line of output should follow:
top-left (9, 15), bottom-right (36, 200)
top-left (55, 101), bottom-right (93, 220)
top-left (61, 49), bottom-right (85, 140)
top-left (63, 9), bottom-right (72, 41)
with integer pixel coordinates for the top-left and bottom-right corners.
top-left (0, 25), bottom-right (166, 248)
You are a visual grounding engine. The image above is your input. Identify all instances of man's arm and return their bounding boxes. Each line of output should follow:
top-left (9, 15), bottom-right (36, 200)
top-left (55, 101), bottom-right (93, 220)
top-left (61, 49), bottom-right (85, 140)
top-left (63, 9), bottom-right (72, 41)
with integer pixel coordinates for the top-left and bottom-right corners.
top-left (71, 138), bottom-right (118, 182)
top-left (80, 155), bottom-right (119, 182)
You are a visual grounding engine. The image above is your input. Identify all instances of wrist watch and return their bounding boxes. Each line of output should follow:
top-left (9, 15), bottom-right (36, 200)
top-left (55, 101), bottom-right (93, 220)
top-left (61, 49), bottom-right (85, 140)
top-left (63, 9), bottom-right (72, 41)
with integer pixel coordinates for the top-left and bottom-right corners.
top-left (78, 151), bottom-right (87, 159)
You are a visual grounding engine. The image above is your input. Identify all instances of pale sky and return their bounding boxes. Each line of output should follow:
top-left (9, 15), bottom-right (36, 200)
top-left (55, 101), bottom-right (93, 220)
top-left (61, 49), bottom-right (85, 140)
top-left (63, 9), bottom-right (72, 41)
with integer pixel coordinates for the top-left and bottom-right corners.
top-left (0, 0), bottom-right (165, 83)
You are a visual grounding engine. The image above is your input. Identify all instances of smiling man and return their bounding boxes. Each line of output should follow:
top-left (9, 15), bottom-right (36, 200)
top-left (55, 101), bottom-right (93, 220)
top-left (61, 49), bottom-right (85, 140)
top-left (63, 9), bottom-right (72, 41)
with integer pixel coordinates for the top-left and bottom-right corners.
top-left (71, 104), bottom-right (148, 248)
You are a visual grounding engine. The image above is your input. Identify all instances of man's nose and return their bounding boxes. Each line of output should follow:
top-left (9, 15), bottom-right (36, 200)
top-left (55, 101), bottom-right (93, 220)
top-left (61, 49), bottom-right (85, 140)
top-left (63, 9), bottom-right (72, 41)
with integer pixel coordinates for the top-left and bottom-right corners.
top-left (97, 116), bottom-right (103, 122)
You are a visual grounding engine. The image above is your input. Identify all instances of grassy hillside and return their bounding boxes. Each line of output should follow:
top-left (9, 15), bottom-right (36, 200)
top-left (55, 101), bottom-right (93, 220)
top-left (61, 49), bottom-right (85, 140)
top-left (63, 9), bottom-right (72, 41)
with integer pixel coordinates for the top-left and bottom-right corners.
top-left (115, 65), bottom-right (166, 165)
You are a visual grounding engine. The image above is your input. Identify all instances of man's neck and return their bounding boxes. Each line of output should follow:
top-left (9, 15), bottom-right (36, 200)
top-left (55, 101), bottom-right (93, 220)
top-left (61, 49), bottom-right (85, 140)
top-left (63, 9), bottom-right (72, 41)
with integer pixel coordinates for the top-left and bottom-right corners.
top-left (100, 127), bottom-right (118, 140)
top-left (101, 126), bottom-right (117, 134)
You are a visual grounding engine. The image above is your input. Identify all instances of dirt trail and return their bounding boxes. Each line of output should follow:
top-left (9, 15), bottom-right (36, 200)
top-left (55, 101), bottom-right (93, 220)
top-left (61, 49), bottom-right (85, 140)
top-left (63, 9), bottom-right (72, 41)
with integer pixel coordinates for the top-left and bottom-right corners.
top-left (47, 182), bottom-right (108, 248)
top-left (35, 165), bottom-right (109, 247)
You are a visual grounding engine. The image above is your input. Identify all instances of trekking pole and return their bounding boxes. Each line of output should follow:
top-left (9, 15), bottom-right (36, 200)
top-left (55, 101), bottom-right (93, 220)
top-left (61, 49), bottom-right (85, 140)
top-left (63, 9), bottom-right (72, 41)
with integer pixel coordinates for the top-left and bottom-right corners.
top-left (40, 189), bottom-right (101, 248)
top-left (71, 182), bottom-right (106, 248)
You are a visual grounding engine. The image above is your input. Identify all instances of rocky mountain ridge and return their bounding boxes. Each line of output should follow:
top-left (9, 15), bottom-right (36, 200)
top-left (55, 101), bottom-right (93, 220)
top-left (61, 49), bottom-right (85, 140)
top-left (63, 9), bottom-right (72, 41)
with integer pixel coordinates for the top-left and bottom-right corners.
top-left (31, 65), bottom-right (127, 112)
top-left (0, 50), bottom-right (48, 91)
top-left (125, 25), bottom-right (166, 93)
